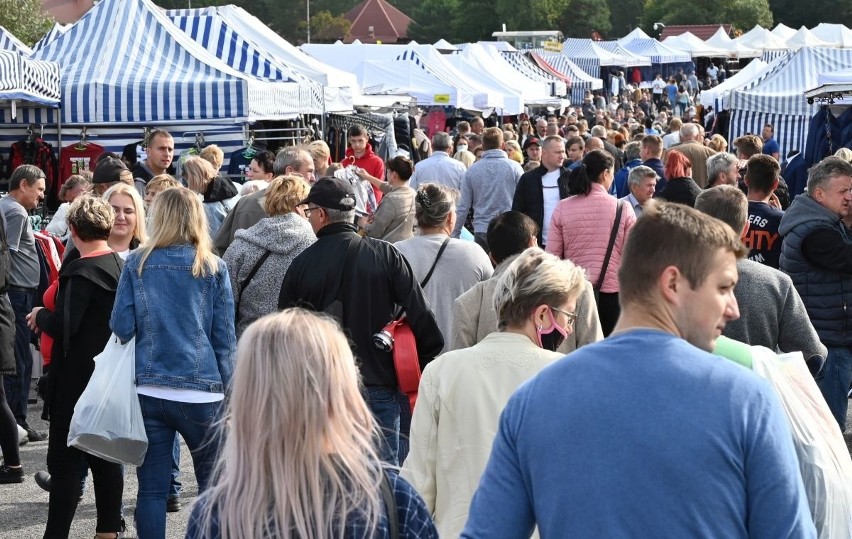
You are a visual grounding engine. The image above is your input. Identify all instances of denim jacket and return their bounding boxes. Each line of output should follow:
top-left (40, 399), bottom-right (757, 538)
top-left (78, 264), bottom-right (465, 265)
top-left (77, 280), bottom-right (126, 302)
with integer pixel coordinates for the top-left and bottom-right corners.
top-left (110, 245), bottom-right (236, 393)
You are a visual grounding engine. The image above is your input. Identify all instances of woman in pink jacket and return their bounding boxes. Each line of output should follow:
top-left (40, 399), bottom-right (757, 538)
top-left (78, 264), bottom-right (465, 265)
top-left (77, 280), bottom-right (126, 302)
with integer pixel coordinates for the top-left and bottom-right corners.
top-left (546, 149), bottom-right (636, 335)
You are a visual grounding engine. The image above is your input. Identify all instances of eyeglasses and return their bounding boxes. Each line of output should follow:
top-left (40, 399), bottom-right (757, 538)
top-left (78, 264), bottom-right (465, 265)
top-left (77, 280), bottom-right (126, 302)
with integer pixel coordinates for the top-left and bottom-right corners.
top-left (302, 205), bottom-right (320, 218)
top-left (549, 306), bottom-right (578, 328)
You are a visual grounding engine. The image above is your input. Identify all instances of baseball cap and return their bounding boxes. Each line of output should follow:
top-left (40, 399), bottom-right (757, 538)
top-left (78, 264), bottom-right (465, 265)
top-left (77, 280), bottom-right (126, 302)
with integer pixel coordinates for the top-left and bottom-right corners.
top-left (523, 137), bottom-right (541, 150)
top-left (93, 157), bottom-right (130, 184)
top-left (300, 177), bottom-right (356, 211)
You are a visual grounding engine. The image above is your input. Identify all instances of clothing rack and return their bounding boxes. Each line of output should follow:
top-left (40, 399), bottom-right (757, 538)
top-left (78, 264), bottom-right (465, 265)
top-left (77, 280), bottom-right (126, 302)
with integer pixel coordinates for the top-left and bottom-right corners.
top-left (26, 124), bottom-right (44, 142)
top-left (327, 113), bottom-right (388, 136)
top-left (243, 126), bottom-right (312, 146)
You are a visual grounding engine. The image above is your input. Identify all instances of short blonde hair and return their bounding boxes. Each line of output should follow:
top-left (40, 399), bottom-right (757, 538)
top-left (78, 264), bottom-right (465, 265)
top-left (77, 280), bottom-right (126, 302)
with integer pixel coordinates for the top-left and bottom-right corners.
top-left (183, 156), bottom-right (217, 194)
top-left (67, 195), bottom-right (114, 242)
top-left (453, 150), bottom-right (475, 169)
top-left (307, 140), bottom-right (331, 163)
top-left (264, 175), bottom-right (311, 216)
top-left (834, 147), bottom-right (852, 163)
top-left (493, 247), bottom-right (586, 330)
top-left (146, 174), bottom-right (181, 194)
top-left (103, 183), bottom-right (147, 243)
top-left (199, 144), bottom-right (225, 170)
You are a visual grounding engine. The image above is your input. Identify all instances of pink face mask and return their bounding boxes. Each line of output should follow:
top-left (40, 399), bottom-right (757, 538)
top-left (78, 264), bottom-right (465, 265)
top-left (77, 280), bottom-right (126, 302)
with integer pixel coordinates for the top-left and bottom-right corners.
top-left (536, 308), bottom-right (569, 352)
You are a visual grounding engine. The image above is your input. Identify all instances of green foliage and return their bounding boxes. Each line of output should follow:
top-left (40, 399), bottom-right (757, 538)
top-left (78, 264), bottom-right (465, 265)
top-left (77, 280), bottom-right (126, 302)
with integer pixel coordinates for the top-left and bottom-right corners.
top-left (495, 0), bottom-right (571, 31)
top-left (0, 0), bottom-right (54, 47)
top-left (408, 0), bottom-right (462, 43)
top-left (299, 10), bottom-right (351, 43)
top-left (608, 0), bottom-right (644, 38)
top-left (769, 0), bottom-right (852, 28)
top-left (641, 0), bottom-right (772, 34)
top-left (450, 0), bottom-right (502, 43)
top-left (559, 0), bottom-right (612, 38)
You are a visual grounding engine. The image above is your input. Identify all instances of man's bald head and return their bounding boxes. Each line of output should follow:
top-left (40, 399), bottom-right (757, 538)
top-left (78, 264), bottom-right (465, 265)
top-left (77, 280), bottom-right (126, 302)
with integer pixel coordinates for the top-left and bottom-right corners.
top-left (584, 137), bottom-right (604, 153)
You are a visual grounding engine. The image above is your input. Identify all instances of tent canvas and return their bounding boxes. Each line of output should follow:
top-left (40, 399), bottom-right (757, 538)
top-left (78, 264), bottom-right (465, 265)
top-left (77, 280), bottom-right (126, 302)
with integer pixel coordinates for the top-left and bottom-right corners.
top-left (500, 50), bottom-right (568, 97)
top-left (561, 38), bottom-right (629, 78)
top-left (360, 60), bottom-right (472, 108)
top-left (811, 23), bottom-right (852, 48)
top-left (706, 26), bottom-right (762, 58)
top-left (617, 35), bottom-right (692, 64)
top-left (662, 32), bottom-right (730, 58)
top-left (728, 47), bottom-right (852, 158)
top-left (595, 41), bottom-right (651, 66)
top-left (32, 23), bottom-right (68, 54)
top-left (166, 7), bottom-right (324, 114)
top-left (0, 26), bottom-right (32, 56)
top-left (786, 27), bottom-right (831, 50)
top-left (531, 50), bottom-right (603, 104)
top-left (461, 43), bottom-right (558, 105)
top-left (444, 51), bottom-right (525, 113)
top-left (736, 25), bottom-right (790, 53)
top-left (0, 51), bottom-right (60, 108)
top-left (771, 23), bottom-right (797, 40)
top-left (434, 39), bottom-right (458, 51)
top-left (699, 58), bottom-right (769, 109)
top-left (30, 0), bottom-right (304, 125)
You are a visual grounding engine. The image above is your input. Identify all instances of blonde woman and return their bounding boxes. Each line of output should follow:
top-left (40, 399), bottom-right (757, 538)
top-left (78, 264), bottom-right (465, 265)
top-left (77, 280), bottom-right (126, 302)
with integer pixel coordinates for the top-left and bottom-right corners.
top-left (186, 309), bottom-right (438, 539)
top-left (103, 183), bottom-right (147, 258)
top-left (223, 175), bottom-right (316, 336)
top-left (402, 247), bottom-right (586, 538)
top-left (143, 174), bottom-right (181, 207)
top-left (110, 188), bottom-right (236, 539)
top-left (183, 156), bottom-right (239, 238)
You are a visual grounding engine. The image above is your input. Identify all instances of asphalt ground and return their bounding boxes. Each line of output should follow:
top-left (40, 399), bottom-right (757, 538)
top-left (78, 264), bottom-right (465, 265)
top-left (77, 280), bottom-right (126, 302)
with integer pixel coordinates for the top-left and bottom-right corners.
top-left (2, 396), bottom-right (851, 538)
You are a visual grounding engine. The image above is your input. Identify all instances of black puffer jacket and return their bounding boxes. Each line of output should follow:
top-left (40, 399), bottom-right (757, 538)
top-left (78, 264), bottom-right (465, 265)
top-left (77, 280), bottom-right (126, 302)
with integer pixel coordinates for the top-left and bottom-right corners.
top-left (0, 214), bottom-right (13, 376)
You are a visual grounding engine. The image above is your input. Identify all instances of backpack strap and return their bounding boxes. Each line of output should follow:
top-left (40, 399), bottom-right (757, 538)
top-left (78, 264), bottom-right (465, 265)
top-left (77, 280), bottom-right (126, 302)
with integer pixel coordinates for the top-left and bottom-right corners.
top-left (379, 470), bottom-right (399, 539)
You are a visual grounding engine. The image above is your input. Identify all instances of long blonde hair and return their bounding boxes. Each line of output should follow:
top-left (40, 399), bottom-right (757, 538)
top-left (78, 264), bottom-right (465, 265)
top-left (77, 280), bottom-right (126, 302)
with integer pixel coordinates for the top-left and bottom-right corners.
top-left (136, 188), bottom-right (218, 277)
top-left (196, 309), bottom-right (384, 539)
top-left (103, 182), bottom-right (147, 243)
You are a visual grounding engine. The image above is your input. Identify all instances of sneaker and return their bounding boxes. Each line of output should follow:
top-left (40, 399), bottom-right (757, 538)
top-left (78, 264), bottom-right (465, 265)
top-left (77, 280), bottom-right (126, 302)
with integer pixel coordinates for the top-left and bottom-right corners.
top-left (0, 464), bottom-right (24, 484)
top-left (166, 497), bottom-right (181, 513)
top-left (16, 424), bottom-right (28, 446)
top-left (25, 428), bottom-right (48, 442)
top-left (34, 470), bottom-right (51, 492)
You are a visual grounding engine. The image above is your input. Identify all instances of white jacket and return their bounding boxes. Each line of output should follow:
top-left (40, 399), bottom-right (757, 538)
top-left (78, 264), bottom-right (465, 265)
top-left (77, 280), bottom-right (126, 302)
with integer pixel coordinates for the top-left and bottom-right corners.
top-left (401, 332), bottom-right (563, 538)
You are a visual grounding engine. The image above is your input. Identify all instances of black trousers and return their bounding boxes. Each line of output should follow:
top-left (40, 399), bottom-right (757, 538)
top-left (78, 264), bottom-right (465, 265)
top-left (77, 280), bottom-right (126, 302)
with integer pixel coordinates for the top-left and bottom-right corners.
top-left (597, 292), bottom-right (621, 337)
top-left (0, 375), bottom-right (20, 466)
top-left (43, 420), bottom-right (123, 538)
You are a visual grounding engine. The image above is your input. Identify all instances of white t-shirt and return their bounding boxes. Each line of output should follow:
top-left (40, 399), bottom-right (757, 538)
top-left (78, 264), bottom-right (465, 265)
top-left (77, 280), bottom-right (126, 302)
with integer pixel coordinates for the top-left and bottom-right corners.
top-left (541, 169), bottom-right (561, 244)
top-left (652, 78), bottom-right (666, 94)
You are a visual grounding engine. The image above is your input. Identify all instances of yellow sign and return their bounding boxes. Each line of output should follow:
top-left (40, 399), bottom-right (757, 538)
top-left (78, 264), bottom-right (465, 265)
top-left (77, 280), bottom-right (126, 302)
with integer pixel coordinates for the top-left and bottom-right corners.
top-left (433, 94), bottom-right (451, 104)
top-left (543, 40), bottom-right (561, 52)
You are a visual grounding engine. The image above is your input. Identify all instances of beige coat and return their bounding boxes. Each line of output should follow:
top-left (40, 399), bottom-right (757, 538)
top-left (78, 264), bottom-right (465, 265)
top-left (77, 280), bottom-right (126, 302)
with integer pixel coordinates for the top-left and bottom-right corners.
top-left (668, 141), bottom-right (717, 188)
top-left (451, 260), bottom-right (603, 353)
top-left (363, 185), bottom-right (416, 243)
top-left (401, 332), bottom-right (563, 538)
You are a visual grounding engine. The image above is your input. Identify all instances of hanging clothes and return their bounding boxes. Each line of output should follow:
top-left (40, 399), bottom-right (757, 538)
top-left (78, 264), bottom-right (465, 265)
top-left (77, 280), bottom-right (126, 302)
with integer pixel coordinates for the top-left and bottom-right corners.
top-left (8, 136), bottom-right (60, 210)
top-left (228, 146), bottom-right (260, 179)
top-left (60, 142), bottom-right (105, 183)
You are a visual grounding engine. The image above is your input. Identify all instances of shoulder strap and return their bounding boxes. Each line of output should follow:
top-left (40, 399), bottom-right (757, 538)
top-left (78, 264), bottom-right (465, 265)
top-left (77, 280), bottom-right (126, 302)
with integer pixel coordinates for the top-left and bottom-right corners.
top-left (596, 201), bottom-right (624, 292)
top-left (235, 250), bottom-right (272, 320)
top-left (379, 470), bottom-right (399, 539)
top-left (420, 237), bottom-right (451, 289)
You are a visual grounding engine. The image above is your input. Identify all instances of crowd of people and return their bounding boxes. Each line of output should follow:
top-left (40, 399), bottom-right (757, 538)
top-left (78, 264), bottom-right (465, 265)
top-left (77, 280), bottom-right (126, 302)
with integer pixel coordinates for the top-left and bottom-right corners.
top-left (0, 97), bottom-right (848, 538)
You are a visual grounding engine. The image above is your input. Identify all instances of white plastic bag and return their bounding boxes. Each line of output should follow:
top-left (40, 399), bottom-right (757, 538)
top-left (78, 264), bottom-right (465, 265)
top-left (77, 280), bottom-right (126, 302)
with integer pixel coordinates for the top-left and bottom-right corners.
top-left (68, 335), bottom-right (148, 466)
top-left (751, 348), bottom-right (852, 539)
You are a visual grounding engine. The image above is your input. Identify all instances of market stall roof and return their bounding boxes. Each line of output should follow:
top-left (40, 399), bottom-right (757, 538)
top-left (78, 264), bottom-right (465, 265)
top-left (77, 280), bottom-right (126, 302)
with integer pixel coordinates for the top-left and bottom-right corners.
top-left (810, 23), bottom-right (852, 48)
top-left (433, 39), bottom-right (458, 51)
top-left (0, 26), bottom-right (32, 56)
top-left (771, 23), bottom-right (797, 40)
top-left (618, 30), bottom-right (692, 64)
top-left (735, 25), bottom-right (790, 53)
top-left (785, 26), bottom-right (831, 50)
top-left (595, 41), bottom-right (651, 66)
top-left (0, 50), bottom-right (60, 108)
top-left (659, 24), bottom-right (733, 41)
top-left (804, 66), bottom-right (852, 101)
top-left (31, 0), bottom-right (304, 124)
top-left (705, 26), bottom-right (762, 58)
top-left (699, 58), bottom-right (769, 109)
top-left (662, 31), bottom-right (730, 58)
top-left (32, 23), bottom-right (69, 54)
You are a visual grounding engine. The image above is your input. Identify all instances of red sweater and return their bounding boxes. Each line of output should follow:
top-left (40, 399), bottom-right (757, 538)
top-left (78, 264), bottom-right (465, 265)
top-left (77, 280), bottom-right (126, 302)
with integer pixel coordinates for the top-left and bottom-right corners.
top-left (345, 144), bottom-right (385, 205)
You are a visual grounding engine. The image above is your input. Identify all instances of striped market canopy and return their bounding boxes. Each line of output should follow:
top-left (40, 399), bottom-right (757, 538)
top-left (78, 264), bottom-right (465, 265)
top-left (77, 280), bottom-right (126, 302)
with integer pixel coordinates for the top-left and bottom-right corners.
top-left (32, 23), bottom-right (68, 54)
top-left (0, 50), bottom-right (60, 107)
top-left (728, 46), bottom-right (852, 158)
top-left (595, 41), bottom-right (651, 66)
top-left (166, 7), bottom-right (324, 114)
top-left (0, 26), bottom-right (32, 56)
top-left (617, 36), bottom-right (692, 65)
top-left (561, 38), bottom-right (626, 77)
top-left (531, 50), bottom-right (603, 104)
top-left (29, 0), bottom-right (304, 125)
top-left (501, 50), bottom-right (568, 97)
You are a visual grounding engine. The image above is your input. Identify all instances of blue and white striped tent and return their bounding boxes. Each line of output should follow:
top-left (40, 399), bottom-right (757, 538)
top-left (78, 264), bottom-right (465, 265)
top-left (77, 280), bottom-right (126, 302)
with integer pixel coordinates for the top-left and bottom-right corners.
top-left (0, 51), bottom-right (60, 107)
top-left (728, 47), bottom-right (852, 158)
top-left (561, 38), bottom-right (627, 78)
top-left (617, 31), bottom-right (694, 78)
top-left (31, 23), bottom-right (68, 54)
top-left (595, 41), bottom-right (651, 68)
top-left (165, 7), bottom-right (324, 115)
top-left (500, 51), bottom-right (568, 97)
top-left (0, 26), bottom-right (32, 56)
top-left (531, 50), bottom-right (603, 104)
top-left (25, 0), bottom-right (304, 126)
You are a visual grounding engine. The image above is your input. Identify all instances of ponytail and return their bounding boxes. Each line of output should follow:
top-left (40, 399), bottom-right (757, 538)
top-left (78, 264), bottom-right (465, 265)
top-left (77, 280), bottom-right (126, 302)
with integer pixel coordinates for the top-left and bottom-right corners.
top-left (569, 149), bottom-right (615, 196)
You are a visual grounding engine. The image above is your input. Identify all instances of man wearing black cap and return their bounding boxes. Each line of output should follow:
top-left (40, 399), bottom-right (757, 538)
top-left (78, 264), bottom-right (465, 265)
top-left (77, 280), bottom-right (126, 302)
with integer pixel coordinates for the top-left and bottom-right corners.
top-left (278, 177), bottom-right (443, 466)
top-left (522, 137), bottom-right (542, 165)
top-left (92, 157), bottom-right (133, 196)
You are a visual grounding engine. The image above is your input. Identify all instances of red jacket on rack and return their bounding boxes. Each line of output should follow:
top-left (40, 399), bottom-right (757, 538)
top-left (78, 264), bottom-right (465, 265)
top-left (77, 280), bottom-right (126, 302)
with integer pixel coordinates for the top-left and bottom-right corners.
top-left (345, 143), bottom-right (385, 206)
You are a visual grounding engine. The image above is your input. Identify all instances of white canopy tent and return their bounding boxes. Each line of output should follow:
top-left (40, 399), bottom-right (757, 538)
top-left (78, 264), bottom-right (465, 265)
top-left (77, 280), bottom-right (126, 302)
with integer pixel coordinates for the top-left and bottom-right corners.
top-left (662, 32), bottom-right (730, 58)
top-left (706, 26), bottom-right (762, 58)
top-left (699, 58), bottom-right (769, 109)
top-left (811, 23), bottom-right (852, 48)
top-left (444, 49), bottom-right (525, 113)
top-left (804, 67), bottom-right (852, 103)
top-left (736, 25), bottom-right (790, 54)
top-left (771, 23), bottom-right (797, 41)
top-left (461, 43), bottom-right (562, 106)
top-left (433, 39), bottom-right (458, 51)
top-left (786, 26), bottom-right (831, 50)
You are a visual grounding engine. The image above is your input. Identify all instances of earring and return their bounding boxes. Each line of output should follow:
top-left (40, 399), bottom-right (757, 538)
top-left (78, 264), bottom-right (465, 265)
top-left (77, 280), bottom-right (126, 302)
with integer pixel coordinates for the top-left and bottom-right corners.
top-left (537, 324), bottom-right (543, 331)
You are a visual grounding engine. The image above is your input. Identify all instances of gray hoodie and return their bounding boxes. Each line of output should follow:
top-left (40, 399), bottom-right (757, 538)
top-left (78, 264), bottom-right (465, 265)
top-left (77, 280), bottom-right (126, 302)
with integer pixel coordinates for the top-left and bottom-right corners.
top-left (223, 213), bottom-right (316, 335)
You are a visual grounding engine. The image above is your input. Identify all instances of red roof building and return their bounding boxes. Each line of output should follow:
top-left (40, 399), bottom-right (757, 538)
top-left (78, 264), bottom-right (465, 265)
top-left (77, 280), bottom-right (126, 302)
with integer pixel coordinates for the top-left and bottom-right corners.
top-left (659, 24), bottom-right (734, 41)
top-left (344, 0), bottom-right (413, 44)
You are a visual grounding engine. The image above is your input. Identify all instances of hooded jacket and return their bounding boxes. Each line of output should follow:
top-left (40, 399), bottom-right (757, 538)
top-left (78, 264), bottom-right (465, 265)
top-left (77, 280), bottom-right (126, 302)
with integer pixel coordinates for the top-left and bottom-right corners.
top-left (223, 213), bottom-right (316, 335)
top-left (345, 143), bottom-right (385, 206)
top-left (778, 193), bottom-right (852, 345)
top-left (35, 252), bottom-right (123, 422)
top-left (202, 174), bottom-right (239, 238)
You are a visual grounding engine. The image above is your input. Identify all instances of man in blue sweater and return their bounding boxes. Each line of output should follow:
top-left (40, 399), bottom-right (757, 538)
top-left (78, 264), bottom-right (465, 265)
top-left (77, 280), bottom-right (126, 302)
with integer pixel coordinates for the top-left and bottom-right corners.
top-left (462, 201), bottom-right (815, 538)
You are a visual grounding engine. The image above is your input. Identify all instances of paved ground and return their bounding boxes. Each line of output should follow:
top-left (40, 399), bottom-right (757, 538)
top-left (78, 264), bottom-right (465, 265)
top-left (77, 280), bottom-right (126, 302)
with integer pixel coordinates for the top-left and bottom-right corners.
top-left (2, 397), bottom-right (851, 538)
top-left (1, 400), bottom-right (195, 538)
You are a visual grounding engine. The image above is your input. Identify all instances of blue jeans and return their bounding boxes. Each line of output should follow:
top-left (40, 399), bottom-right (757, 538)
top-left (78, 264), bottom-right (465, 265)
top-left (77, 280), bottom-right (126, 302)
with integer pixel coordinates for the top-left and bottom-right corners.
top-left (817, 346), bottom-right (852, 431)
top-left (364, 387), bottom-right (400, 466)
top-left (135, 395), bottom-right (222, 539)
top-left (3, 289), bottom-right (33, 426)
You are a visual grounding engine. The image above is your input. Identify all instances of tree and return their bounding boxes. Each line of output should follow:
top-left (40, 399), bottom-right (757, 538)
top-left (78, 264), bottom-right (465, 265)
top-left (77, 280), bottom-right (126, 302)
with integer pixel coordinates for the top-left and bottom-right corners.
top-left (299, 10), bottom-right (351, 43)
top-left (408, 0), bottom-right (462, 43)
top-left (607, 0), bottom-right (644, 38)
top-left (450, 0), bottom-right (502, 43)
top-left (769, 0), bottom-right (852, 28)
top-left (0, 0), bottom-right (53, 47)
top-left (558, 0), bottom-right (612, 39)
top-left (641, 0), bottom-right (772, 34)
top-left (495, 0), bottom-right (570, 31)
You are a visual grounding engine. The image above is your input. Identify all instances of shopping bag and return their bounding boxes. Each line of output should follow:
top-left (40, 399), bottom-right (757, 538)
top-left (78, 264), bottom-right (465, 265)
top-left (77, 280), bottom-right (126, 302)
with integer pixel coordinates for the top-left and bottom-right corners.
top-left (68, 335), bottom-right (148, 466)
top-left (749, 348), bottom-right (852, 539)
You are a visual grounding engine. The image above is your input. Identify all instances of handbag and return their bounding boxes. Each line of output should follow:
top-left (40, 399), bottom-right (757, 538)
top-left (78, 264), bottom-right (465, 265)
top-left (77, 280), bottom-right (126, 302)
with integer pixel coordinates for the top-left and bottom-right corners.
top-left (384, 237), bottom-right (451, 411)
top-left (594, 201), bottom-right (624, 303)
top-left (235, 250), bottom-right (272, 321)
top-left (67, 334), bottom-right (148, 466)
